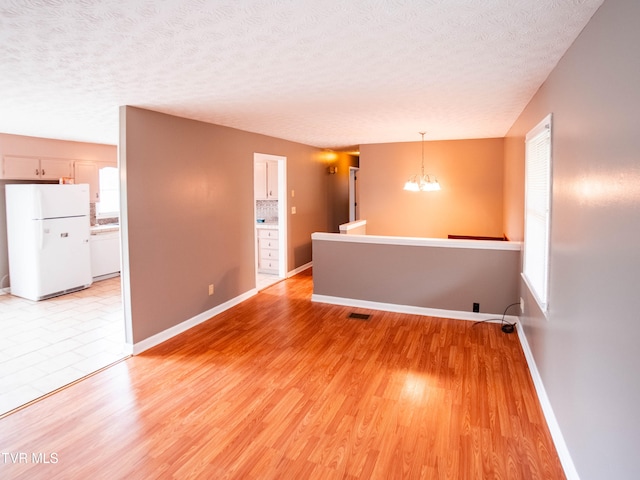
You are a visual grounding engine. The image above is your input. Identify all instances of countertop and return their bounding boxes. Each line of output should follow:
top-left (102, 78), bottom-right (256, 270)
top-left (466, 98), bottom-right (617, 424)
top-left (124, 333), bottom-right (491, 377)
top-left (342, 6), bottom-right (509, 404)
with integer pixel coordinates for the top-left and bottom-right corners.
top-left (256, 222), bottom-right (278, 229)
top-left (90, 224), bottom-right (120, 235)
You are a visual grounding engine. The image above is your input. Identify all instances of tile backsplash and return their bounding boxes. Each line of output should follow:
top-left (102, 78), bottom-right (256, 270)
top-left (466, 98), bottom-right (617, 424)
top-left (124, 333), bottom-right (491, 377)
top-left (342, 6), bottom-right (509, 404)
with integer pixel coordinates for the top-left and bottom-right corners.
top-left (256, 200), bottom-right (278, 223)
top-left (90, 203), bottom-right (119, 226)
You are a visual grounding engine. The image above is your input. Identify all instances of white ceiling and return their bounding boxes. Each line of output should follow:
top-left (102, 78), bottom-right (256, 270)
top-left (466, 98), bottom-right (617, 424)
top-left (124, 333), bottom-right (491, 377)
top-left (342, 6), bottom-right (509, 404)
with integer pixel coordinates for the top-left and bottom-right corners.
top-left (0, 0), bottom-right (603, 149)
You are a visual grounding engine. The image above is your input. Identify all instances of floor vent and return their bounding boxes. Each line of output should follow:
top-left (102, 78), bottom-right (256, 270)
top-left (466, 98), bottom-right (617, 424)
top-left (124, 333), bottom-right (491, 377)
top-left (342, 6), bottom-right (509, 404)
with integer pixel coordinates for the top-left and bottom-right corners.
top-left (348, 312), bottom-right (371, 321)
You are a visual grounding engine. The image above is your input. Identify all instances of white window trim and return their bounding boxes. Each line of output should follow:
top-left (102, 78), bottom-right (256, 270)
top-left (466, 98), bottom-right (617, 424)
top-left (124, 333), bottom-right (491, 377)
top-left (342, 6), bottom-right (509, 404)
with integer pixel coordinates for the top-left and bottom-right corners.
top-left (522, 113), bottom-right (552, 315)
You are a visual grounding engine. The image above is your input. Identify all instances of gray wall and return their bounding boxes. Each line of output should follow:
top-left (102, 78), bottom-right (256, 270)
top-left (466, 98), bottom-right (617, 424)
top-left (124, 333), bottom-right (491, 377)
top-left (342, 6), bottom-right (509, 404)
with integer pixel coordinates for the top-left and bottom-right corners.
top-left (120, 107), bottom-right (330, 343)
top-left (504, 0), bottom-right (640, 477)
top-left (313, 236), bottom-right (520, 315)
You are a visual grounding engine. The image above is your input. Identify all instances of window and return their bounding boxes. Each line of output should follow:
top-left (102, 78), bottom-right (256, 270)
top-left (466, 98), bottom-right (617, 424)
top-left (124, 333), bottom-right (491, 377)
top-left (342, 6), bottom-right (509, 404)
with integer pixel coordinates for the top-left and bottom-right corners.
top-left (96, 166), bottom-right (119, 219)
top-left (523, 113), bottom-right (552, 313)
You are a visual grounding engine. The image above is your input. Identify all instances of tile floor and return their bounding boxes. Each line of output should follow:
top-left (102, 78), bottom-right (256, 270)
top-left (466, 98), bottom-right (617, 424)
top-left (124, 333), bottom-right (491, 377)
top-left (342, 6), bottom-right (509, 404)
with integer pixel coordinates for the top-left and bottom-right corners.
top-left (257, 272), bottom-right (282, 291)
top-left (0, 276), bottom-right (127, 416)
top-left (0, 274), bottom-right (280, 416)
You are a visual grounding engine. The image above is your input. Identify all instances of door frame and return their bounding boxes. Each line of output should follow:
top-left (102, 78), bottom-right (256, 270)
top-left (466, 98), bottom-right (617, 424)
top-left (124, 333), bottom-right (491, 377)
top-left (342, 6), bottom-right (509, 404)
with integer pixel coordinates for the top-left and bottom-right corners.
top-left (253, 153), bottom-right (287, 281)
top-left (349, 166), bottom-right (360, 222)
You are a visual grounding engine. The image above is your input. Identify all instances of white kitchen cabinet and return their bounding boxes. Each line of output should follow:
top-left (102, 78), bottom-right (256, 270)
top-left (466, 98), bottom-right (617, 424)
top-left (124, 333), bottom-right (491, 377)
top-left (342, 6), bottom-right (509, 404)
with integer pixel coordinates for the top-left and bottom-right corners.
top-left (254, 160), bottom-right (278, 200)
top-left (74, 162), bottom-right (100, 202)
top-left (266, 160), bottom-right (278, 199)
top-left (257, 227), bottom-right (279, 273)
top-left (90, 230), bottom-right (120, 279)
top-left (2, 156), bottom-right (39, 179)
top-left (40, 158), bottom-right (73, 180)
top-left (1, 155), bottom-right (73, 180)
top-left (73, 161), bottom-right (118, 204)
top-left (254, 161), bottom-right (267, 200)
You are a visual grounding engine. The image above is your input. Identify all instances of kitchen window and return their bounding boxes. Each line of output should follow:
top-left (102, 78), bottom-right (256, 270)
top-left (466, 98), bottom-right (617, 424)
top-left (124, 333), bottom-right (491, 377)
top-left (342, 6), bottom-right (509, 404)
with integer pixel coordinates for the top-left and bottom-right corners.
top-left (522, 113), bottom-right (552, 314)
top-left (96, 166), bottom-right (119, 219)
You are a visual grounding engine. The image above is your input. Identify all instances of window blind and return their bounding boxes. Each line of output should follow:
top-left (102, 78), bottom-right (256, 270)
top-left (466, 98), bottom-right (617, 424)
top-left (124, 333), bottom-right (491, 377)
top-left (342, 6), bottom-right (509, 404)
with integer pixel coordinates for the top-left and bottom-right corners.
top-left (523, 114), bottom-right (552, 312)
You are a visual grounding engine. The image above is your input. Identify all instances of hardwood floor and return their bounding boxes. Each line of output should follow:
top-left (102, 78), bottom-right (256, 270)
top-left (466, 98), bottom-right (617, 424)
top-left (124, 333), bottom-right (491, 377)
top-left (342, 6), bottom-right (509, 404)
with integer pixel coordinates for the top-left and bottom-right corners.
top-left (0, 269), bottom-right (565, 479)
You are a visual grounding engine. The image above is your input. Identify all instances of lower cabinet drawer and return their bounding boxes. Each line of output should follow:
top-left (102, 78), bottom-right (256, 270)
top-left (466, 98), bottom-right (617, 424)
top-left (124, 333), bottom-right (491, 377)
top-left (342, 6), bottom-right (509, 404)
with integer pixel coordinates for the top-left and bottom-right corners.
top-left (259, 247), bottom-right (279, 260)
top-left (257, 230), bottom-right (279, 273)
top-left (260, 238), bottom-right (278, 249)
top-left (258, 228), bottom-right (279, 239)
top-left (259, 258), bottom-right (279, 272)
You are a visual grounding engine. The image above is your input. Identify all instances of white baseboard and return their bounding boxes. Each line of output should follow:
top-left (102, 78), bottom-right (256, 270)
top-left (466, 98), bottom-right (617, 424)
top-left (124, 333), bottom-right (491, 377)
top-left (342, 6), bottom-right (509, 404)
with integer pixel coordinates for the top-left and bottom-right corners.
top-left (310, 294), bottom-right (518, 324)
top-left (288, 262), bottom-right (312, 277)
top-left (132, 288), bottom-right (258, 355)
top-left (92, 272), bottom-right (121, 282)
top-left (132, 264), bottom-right (312, 355)
top-left (516, 322), bottom-right (580, 480)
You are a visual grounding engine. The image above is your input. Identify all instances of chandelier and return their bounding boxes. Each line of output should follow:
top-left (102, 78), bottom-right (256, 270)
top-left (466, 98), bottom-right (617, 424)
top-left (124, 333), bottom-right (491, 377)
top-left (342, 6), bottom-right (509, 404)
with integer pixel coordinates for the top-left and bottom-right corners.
top-left (403, 132), bottom-right (441, 192)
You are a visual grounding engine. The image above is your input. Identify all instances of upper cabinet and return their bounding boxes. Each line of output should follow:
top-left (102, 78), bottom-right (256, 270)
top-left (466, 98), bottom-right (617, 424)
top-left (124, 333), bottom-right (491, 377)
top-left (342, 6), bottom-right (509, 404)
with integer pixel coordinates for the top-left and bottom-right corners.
top-left (267, 161), bottom-right (278, 199)
top-left (73, 161), bottom-right (118, 205)
top-left (254, 159), bottom-right (278, 200)
top-left (254, 161), bottom-right (267, 200)
top-left (1, 155), bottom-right (73, 180)
top-left (74, 161), bottom-right (100, 202)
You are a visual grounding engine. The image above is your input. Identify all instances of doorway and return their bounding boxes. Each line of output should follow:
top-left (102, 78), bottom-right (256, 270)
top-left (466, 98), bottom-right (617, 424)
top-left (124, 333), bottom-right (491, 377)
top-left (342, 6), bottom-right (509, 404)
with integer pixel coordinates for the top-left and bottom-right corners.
top-left (0, 166), bottom-right (127, 416)
top-left (253, 153), bottom-right (287, 290)
top-left (349, 166), bottom-right (360, 222)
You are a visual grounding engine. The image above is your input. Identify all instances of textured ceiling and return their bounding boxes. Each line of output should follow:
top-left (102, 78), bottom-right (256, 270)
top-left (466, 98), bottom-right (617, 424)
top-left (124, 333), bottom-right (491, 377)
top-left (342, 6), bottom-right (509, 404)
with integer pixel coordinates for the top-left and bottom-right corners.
top-left (0, 0), bottom-right (603, 149)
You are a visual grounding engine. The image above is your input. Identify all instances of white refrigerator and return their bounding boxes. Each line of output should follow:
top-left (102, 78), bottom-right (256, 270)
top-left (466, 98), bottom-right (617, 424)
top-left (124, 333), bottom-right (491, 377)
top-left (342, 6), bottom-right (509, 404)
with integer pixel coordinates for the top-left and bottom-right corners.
top-left (5, 184), bottom-right (92, 301)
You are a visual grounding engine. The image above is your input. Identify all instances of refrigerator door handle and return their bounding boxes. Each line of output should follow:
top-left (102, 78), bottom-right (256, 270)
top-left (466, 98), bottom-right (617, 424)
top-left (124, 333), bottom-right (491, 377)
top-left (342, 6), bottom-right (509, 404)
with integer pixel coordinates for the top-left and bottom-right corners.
top-left (38, 224), bottom-right (44, 250)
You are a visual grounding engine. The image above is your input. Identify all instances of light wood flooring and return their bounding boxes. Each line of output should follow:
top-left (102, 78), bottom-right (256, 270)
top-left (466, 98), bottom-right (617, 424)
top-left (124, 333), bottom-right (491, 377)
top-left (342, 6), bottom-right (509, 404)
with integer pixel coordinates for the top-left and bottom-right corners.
top-left (0, 268), bottom-right (564, 479)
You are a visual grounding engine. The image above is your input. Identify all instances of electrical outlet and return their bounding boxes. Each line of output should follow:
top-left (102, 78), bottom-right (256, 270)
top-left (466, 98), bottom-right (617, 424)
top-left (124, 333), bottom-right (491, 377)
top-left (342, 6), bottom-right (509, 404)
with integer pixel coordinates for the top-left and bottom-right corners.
top-left (291, 206), bottom-right (296, 214)
top-left (208, 284), bottom-right (214, 296)
top-left (291, 189), bottom-right (295, 197)
top-left (473, 302), bottom-right (480, 313)
top-left (520, 297), bottom-right (524, 313)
